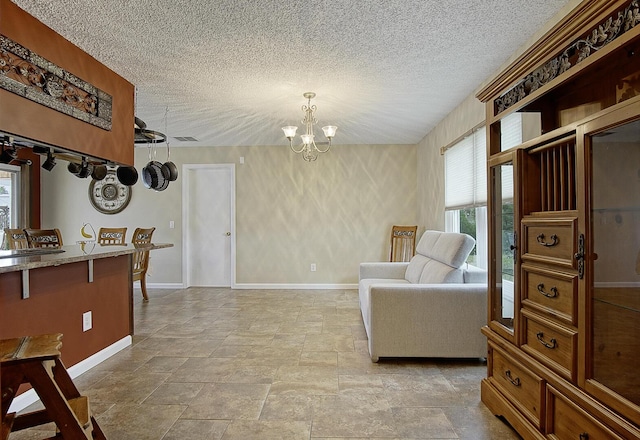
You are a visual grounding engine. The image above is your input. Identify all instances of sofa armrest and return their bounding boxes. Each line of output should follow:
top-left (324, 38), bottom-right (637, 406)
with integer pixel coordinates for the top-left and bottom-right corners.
top-left (366, 283), bottom-right (488, 360)
top-left (359, 262), bottom-right (408, 281)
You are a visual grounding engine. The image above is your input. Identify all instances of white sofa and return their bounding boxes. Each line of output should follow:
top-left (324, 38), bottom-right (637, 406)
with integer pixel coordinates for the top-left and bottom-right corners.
top-left (359, 230), bottom-right (488, 362)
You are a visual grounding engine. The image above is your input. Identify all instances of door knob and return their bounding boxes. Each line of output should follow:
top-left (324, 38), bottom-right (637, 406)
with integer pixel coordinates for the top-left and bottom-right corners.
top-left (225, 232), bottom-right (231, 236)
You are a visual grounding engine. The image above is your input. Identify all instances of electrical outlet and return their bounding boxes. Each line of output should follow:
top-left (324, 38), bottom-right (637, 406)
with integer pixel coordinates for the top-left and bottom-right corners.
top-left (310, 263), bottom-right (316, 272)
top-left (83, 311), bottom-right (92, 332)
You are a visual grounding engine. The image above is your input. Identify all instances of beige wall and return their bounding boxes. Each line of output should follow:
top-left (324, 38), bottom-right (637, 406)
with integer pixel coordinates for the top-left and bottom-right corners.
top-left (416, 94), bottom-right (485, 231)
top-left (41, 143), bottom-right (416, 286)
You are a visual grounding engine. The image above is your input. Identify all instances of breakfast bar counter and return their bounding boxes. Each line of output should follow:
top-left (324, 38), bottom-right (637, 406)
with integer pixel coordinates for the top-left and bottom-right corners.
top-left (0, 243), bottom-right (171, 372)
top-left (0, 242), bottom-right (172, 273)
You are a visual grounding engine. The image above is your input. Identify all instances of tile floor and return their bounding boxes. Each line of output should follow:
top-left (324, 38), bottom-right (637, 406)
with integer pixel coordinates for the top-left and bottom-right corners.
top-left (11, 287), bottom-right (521, 439)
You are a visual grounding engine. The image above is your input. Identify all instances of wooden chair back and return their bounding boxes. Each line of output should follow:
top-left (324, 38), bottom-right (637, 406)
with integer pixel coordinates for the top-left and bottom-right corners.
top-left (97, 227), bottom-right (127, 245)
top-left (132, 227), bottom-right (155, 301)
top-left (390, 225), bottom-right (417, 262)
top-left (24, 228), bottom-right (63, 248)
top-left (3, 228), bottom-right (29, 249)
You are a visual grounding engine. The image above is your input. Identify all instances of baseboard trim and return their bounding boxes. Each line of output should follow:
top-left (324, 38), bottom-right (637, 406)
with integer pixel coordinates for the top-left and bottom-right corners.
top-left (8, 335), bottom-right (132, 413)
top-left (233, 283), bottom-right (357, 290)
top-left (143, 282), bottom-right (185, 289)
top-left (144, 282), bottom-right (358, 290)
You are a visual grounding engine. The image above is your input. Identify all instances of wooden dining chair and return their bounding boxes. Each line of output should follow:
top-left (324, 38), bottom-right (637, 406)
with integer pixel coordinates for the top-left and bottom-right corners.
top-left (131, 227), bottom-right (155, 301)
top-left (24, 228), bottom-right (63, 248)
top-left (389, 225), bottom-right (418, 262)
top-left (97, 227), bottom-right (127, 245)
top-left (3, 228), bottom-right (29, 249)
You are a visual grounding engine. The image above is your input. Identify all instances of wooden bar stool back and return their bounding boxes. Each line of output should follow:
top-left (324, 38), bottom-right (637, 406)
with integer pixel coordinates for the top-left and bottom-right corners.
top-left (132, 227), bottom-right (155, 301)
top-left (0, 333), bottom-right (106, 439)
top-left (3, 228), bottom-right (29, 249)
top-left (24, 229), bottom-right (63, 248)
top-left (97, 227), bottom-right (127, 245)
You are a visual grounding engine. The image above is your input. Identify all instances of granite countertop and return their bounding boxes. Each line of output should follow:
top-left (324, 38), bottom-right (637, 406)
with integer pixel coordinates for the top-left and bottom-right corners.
top-left (0, 243), bottom-right (172, 273)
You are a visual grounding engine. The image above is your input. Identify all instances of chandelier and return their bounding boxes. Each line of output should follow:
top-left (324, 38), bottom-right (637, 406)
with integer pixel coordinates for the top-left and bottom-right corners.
top-left (282, 92), bottom-right (337, 162)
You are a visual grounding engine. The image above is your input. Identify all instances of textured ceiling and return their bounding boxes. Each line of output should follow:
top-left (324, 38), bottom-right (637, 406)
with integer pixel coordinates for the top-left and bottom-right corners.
top-left (13, 0), bottom-right (570, 147)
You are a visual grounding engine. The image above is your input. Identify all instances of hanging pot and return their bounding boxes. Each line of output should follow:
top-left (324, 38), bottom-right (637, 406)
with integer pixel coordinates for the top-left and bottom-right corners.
top-left (116, 166), bottom-right (139, 186)
top-left (161, 140), bottom-right (178, 182)
top-left (67, 161), bottom-right (81, 175)
top-left (91, 164), bottom-right (108, 180)
top-left (142, 145), bottom-right (165, 190)
top-left (134, 116), bottom-right (147, 130)
top-left (154, 173), bottom-right (170, 191)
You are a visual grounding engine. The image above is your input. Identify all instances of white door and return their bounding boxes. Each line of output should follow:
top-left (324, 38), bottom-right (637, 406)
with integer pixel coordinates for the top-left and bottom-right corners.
top-left (183, 164), bottom-right (235, 287)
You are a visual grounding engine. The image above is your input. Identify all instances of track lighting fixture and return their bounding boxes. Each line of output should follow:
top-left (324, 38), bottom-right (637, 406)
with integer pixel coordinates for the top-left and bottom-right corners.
top-left (0, 136), bottom-right (17, 164)
top-left (42, 149), bottom-right (57, 171)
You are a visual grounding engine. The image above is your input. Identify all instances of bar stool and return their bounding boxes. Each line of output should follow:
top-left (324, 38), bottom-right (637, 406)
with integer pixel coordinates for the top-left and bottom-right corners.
top-left (97, 227), bottom-right (127, 245)
top-left (0, 333), bottom-right (106, 439)
top-left (23, 229), bottom-right (64, 248)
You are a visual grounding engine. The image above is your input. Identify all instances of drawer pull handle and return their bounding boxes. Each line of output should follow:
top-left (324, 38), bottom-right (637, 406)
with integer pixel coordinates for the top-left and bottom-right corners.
top-left (579, 433), bottom-right (589, 440)
top-left (505, 370), bottom-right (521, 387)
top-left (536, 332), bottom-right (557, 349)
top-left (537, 283), bottom-right (558, 298)
top-left (536, 233), bottom-right (558, 247)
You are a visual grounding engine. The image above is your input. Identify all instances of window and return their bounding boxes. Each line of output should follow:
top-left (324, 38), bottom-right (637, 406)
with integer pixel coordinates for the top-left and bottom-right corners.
top-left (0, 164), bottom-right (21, 248)
top-left (444, 113), bottom-right (523, 270)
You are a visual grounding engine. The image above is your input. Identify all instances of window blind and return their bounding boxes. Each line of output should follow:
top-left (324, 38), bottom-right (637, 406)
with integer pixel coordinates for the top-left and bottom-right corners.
top-left (445, 127), bottom-right (486, 210)
top-left (445, 113), bottom-right (522, 210)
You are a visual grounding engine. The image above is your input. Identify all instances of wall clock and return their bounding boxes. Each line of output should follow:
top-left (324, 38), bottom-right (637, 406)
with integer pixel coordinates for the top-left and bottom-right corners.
top-left (89, 169), bottom-right (132, 214)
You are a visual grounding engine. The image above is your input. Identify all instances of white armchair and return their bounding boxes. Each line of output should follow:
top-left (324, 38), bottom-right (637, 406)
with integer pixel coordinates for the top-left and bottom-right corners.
top-left (359, 230), bottom-right (488, 362)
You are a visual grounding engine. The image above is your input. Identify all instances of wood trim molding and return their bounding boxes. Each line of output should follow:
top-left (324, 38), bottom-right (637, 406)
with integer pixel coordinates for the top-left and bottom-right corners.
top-left (477, 0), bottom-right (631, 103)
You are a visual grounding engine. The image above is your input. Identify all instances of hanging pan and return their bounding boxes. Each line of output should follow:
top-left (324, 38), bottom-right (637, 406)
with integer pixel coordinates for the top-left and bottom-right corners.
top-left (116, 165), bottom-right (138, 186)
top-left (161, 139), bottom-right (178, 182)
top-left (142, 145), bottom-right (165, 190)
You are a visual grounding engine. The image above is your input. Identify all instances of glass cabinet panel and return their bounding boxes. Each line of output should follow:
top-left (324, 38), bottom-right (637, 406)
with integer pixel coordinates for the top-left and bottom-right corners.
top-left (589, 119), bottom-right (640, 406)
top-left (490, 161), bottom-right (515, 333)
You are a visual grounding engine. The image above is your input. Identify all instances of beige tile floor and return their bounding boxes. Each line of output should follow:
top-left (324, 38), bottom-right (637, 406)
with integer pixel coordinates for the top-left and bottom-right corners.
top-left (11, 287), bottom-right (521, 439)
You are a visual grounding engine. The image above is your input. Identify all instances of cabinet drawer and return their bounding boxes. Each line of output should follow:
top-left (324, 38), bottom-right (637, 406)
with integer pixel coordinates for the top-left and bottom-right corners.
top-left (546, 386), bottom-right (625, 440)
top-left (521, 214), bottom-right (578, 269)
top-left (522, 310), bottom-right (577, 381)
top-left (488, 342), bottom-right (544, 429)
top-left (522, 264), bottom-right (577, 325)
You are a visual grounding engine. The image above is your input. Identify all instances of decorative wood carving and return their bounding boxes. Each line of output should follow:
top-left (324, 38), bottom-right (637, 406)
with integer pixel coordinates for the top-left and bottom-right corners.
top-left (495, 0), bottom-right (640, 115)
top-left (0, 35), bottom-right (112, 130)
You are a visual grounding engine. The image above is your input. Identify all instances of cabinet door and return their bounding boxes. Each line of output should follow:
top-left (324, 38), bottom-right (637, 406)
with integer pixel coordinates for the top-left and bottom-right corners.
top-left (488, 156), bottom-right (517, 342)
top-left (580, 112), bottom-right (640, 425)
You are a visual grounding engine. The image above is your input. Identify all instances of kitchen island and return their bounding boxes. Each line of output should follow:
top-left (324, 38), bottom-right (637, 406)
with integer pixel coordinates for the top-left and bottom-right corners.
top-left (0, 243), bottom-right (171, 374)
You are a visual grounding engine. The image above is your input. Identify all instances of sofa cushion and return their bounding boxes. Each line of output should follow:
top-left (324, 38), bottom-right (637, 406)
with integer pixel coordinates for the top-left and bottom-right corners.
top-left (418, 260), bottom-right (464, 283)
top-left (404, 254), bottom-right (430, 283)
top-left (463, 264), bottom-right (488, 283)
top-left (415, 231), bottom-right (475, 268)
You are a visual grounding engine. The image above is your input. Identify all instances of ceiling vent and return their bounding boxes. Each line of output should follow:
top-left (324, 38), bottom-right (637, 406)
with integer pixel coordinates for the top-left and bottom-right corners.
top-left (173, 136), bottom-right (199, 142)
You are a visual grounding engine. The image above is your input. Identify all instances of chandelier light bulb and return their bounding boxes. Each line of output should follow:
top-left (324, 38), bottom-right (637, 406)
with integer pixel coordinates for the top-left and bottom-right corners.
top-left (301, 134), bottom-right (314, 145)
top-left (322, 125), bottom-right (337, 138)
top-left (282, 126), bottom-right (298, 139)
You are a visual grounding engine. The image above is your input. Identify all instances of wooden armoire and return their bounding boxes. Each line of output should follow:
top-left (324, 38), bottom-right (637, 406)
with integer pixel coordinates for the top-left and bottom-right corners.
top-left (477, 0), bottom-right (640, 438)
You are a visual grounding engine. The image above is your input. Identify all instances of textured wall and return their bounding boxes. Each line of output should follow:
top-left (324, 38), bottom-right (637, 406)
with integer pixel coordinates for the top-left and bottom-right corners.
top-left (416, 94), bottom-right (485, 231)
top-left (41, 143), bottom-right (416, 285)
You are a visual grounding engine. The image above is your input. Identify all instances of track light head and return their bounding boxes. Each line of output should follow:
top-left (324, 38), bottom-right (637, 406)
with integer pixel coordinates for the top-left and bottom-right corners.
top-left (42, 150), bottom-right (57, 171)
